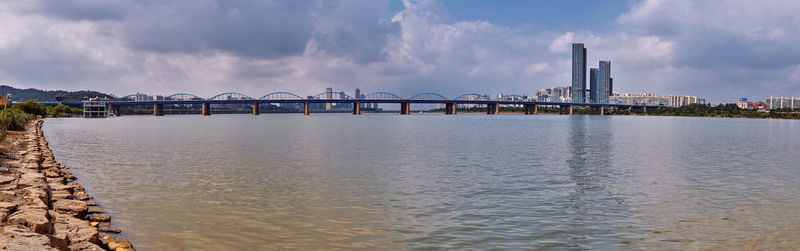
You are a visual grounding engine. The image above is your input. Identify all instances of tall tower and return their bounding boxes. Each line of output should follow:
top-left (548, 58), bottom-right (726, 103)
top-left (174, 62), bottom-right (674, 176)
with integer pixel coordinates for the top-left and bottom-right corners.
top-left (598, 61), bottom-right (611, 103)
top-left (355, 88), bottom-right (362, 108)
top-left (589, 68), bottom-right (598, 103)
top-left (571, 43), bottom-right (587, 103)
top-left (325, 87), bottom-right (333, 111)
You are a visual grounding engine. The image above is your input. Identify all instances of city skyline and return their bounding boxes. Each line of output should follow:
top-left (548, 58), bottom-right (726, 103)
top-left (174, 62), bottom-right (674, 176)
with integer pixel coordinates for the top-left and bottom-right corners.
top-left (0, 1), bottom-right (799, 103)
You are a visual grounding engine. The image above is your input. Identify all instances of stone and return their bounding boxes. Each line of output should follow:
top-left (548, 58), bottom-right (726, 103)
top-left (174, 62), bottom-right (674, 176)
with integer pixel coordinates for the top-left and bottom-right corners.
top-left (21, 187), bottom-right (49, 205)
top-left (87, 214), bottom-right (110, 222)
top-left (73, 191), bottom-right (88, 197)
top-left (69, 241), bottom-right (105, 251)
top-left (0, 201), bottom-right (18, 211)
top-left (7, 209), bottom-right (52, 234)
top-left (18, 173), bottom-right (46, 188)
top-left (99, 234), bottom-right (133, 250)
top-left (98, 226), bottom-right (121, 233)
top-left (51, 211), bottom-right (99, 244)
top-left (50, 190), bottom-right (73, 201)
top-left (84, 201), bottom-right (98, 206)
top-left (87, 207), bottom-right (104, 214)
top-left (74, 195), bottom-right (93, 201)
top-left (0, 225), bottom-right (57, 250)
top-left (43, 169), bottom-right (61, 178)
top-left (0, 175), bottom-right (16, 185)
top-left (72, 183), bottom-right (85, 192)
top-left (53, 200), bottom-right (88, 219)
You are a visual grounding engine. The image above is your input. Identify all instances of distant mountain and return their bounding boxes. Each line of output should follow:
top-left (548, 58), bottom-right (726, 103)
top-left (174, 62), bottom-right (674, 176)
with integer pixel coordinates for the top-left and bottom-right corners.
top-left (0, 85), bottom-right (114, 102)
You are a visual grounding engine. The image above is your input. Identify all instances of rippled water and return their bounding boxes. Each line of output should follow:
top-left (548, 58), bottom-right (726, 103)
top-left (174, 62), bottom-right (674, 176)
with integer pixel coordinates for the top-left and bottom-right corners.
top-left (42, 114), bottom-right (800, 250)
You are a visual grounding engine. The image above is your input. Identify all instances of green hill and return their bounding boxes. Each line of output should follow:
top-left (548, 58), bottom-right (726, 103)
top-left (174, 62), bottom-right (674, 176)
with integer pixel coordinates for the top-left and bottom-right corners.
top-left (0, 85), bottom-right (114, 102)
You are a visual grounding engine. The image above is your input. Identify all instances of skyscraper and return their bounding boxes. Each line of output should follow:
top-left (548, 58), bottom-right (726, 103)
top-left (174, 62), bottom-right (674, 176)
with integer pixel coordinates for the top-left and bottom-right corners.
top-left (609, 78), bottom-right (613, 97)
top-left (571, 43), bottom-right (587, 103)
top-left (589, 68), bottom-right (598, 103)
top-left (598, 61), bottom-right (611, 103)
top-left (355, 88), bottom-right (361, 108)
top-left (325, 87), bottom-right (333, 111)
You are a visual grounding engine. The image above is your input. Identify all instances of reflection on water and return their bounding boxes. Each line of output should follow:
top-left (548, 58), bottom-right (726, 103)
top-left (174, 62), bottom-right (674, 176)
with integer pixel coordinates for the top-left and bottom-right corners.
top-left (42, 114), bottom-right (800, 250)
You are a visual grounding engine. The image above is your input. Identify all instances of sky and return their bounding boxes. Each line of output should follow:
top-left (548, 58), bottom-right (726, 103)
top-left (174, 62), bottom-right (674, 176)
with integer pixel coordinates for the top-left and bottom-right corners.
top-left (1, 0), bottom-right (800, 103)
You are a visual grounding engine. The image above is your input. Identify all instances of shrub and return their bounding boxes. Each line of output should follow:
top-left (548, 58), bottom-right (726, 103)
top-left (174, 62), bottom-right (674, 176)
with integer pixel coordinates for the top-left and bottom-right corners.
top-left (17, 100), bottom-right (47, 116)
top-left (0, 108), bottom-right (34, 131)
top-left (50, 104), bottom-right (72, 117)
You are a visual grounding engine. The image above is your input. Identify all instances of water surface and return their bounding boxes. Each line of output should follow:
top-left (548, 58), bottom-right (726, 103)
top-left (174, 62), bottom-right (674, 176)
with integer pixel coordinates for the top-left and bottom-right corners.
top-left (43, 114), bottom-right (800, 250)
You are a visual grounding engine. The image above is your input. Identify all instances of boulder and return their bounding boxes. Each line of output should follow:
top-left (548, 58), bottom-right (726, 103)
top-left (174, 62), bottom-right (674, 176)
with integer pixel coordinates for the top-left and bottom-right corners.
top-left (7, 209), bottom-right (52, 234)
top-left (18, 173), bottom-right (46, 189)
top-left (69, 241), bottom-right (105, 251)
top-left (0, 201), bottom-right (18, 211)
top-left (87, 208), bottom-right (104, 214)
top-left (0, 175), bottom-right (16, 185)
top-left (99, 234), bottom-right (133, 250)
top-left (52, 200), bottom-right (88, 219)
top-left (98, 226), bottom-right (121, 233)
top-left (87, 215), bottom-right (110, 222)
top-left (51, 211), bottom-right (99, 244)
top-left (50, 190), bottom-right (73, 201)
top-left (0, 225), bottom-right (57, 250)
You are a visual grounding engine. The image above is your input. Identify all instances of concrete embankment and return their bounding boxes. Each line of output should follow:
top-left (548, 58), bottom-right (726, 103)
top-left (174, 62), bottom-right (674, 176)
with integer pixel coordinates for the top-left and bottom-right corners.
top-left (0, 119), bottom-right (134, 250)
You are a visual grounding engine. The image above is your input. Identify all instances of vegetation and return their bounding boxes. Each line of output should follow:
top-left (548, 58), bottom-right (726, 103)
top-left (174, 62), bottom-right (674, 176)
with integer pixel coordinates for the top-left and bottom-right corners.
top-left (0, 85), bottom-right (113, 102)
top-left (48, 104), bottom-right (82, 117)
top-left (616, 103), bottom-right (800, 119)
top-left (0, 105), bottom-right (37, 140)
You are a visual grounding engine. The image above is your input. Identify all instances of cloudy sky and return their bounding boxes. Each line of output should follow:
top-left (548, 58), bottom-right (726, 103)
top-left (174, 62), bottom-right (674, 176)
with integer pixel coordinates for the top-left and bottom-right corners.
top-left (1, 0), bottom-right (799, 103)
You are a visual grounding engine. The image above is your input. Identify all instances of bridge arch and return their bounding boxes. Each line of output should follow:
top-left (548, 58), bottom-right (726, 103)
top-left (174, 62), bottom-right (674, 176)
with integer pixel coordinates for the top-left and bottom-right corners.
top-left (208, 92), bottom-right (253, 100)
top-left (117, 94), bottom-right (138, 101)
top-left (454, 93), bottom-right (488, 101)
top-left (497, 94), bottom-right (528, 101)
top-left (408, 92), bottom-right (448, 100)
top-left (258, 92), bottom-right (304, 100)
top-left (312, 91), bottom-right (353, 99)
top-left (363, 92), bottom-right (402, 100)
top-left (166, 93), bottom-right (204, 100)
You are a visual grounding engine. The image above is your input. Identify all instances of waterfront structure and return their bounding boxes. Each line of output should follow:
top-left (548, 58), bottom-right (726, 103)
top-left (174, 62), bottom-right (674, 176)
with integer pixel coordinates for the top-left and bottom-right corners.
top-left (325, 87), bottom-right (333, 111)
top-left (571, 43), bottom-right (587, 103)
top-left (597, 61), bottom-right (611, 103)
top-left (737, 98), bottom-right (753, 109)
top-left (355, 88), bottom-right (362, 109)
top-left (766, 96), bottom-right (800, 110)
top-left (83, 98), bottom-right (108, 118)
top-left (611, 93), bottom-right (703, 107)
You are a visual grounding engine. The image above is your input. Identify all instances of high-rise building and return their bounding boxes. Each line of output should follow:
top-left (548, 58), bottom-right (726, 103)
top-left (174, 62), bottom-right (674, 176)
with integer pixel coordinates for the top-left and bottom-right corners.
top-left (355, 88), bottom-right (362, 108)
top-left (598, 61), bottom-right (611, 103)
top-left (325, 87), bottom-right (333, 111)
top-left (589, 68), bottom-right (598, 103)
top-left (571, 43), bottom-right (587, 103)
top-left (609, 77), bottom-right (613, 98)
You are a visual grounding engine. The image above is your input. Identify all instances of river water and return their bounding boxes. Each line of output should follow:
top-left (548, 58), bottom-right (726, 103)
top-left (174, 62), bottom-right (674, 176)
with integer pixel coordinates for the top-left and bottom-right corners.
top-left (43, 114), bottom-right (800, 250)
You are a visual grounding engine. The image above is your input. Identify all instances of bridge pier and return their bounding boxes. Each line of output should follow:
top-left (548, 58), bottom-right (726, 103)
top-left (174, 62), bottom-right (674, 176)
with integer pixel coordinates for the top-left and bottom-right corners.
top-left (153, 104), bottom-right (164, 116)
top-left (110, 105), bottom-right (120, 116)
top-left (304, 103), bottom-right (310, 115)
top-left (252, 103), bottom-right (259, 115)
top-left (445, 103), bottom-right (456, 114)
top-left (487, 104), bottom-right (499, 115)
top-left (353, 102), bottom-right (361, 115)
top-left (559, 105), bottom-right (573, 115)
top-left (523, 104), bottom-right (538, 115)
top-left (202, 103), bottom-right (211, 116)
top-left (400, 102), bottom-right (410, 115)
top-left (600, 106), bottom-right (605, 116)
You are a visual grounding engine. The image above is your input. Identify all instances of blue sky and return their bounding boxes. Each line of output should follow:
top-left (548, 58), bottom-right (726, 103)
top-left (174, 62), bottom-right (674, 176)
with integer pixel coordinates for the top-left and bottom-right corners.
top-left (0, 0), bottom-right (799, 103)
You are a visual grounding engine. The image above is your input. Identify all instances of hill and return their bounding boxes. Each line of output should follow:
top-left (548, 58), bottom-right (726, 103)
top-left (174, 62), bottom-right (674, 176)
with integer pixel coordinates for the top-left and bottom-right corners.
top-left (0, 85), bottom-right (114, 102)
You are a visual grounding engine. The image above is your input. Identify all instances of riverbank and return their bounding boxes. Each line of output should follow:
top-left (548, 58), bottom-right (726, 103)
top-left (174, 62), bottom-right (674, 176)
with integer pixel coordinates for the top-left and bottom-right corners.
top-left (0, 119), bottom-right (134, 250)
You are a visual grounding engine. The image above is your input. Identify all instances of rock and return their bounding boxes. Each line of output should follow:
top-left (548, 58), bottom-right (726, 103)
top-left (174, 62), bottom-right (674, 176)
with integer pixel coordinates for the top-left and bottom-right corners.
top-left (69, 241), bottom-right (105, 251)
top-left (99, 234), bottom-right (133, 250)
top-left (87, 207), bottom-right (104, 214)
top-left (74, 195), bottom-right (92, 201)
top-left (90, 222), bottom-right (98, 227)
top-left (50, 190), bottom-right (73, 201)
top-left (98, 226), bottom-right (121, 233)
top-left (46, 177), bottom-right (65, 185)
top-left (43, 169), bottom-right (61, 178)
top-left (18, 173), bottom-right (46, 188)
top-left (87, 214), bottom-right (110, 222)
top-left (0, 209), bottom-right (10, 222)
top-left (52, 200), bottom-right (88, 218)
top-left (51, 211), bottom-right (100, 244)
top-left (7, 209), bottom-right (52, 234)
top-left (0, 225), bottom-right (57, 250)
top-left (0, 201), bottom-right (18, 211)
top-left (72, 183), bottom-right (85, 192)
top-left (0, 175), bottom-right (16, 185)
top-left (84, 201), bottom-right (98, 206)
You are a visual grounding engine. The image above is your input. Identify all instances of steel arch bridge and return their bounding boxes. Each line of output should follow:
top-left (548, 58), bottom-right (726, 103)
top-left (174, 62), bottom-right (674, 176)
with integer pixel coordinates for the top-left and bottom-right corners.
top-left (363, 92), bottom-right (402, 100)
top-left (497, 94), bottom-right (528, 101)
top-left (259, 92), bottom-right (304, 100)
top-left (454, 93), bottom-right (489, 101)
top-left (166, 93), bottom-right (204, 100)
top-left (209, 92), bottom-right (253, 100)
top-left (408, 92), bottom-right (448, 100)
top-left (117, 94), bottom-right (140, 101)
top-left (312, 92), bottom-right (353, 100)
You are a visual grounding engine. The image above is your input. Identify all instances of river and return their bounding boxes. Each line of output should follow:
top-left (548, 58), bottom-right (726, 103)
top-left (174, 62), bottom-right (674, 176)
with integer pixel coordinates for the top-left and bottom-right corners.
top-left (42, 114), bottom-right (800, 250)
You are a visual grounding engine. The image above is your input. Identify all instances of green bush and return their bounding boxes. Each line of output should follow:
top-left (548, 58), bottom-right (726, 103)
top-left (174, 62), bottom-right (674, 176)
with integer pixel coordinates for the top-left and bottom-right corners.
top-left (17, 100), bottom-right (47, 116)
top-left (50, 104), bottom-right (72, 117)
top-left (0, 108), bottom-right (34, 131)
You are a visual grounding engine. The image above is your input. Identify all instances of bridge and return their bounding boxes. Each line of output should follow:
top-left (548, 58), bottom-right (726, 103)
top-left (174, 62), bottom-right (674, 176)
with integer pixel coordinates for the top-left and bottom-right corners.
top-left (43, 91), bottom-right (671, 116)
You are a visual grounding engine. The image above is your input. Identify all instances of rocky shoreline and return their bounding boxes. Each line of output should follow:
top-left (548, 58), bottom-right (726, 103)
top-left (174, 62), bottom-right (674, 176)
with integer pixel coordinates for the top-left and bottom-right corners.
top-left (0, 119), bottom-right (134, 250)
